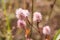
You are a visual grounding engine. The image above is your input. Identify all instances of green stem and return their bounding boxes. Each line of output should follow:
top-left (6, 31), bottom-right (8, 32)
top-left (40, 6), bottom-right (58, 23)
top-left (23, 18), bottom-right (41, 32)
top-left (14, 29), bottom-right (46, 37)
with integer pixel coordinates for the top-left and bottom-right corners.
top-left (2, 0), bottom-right (12, 40)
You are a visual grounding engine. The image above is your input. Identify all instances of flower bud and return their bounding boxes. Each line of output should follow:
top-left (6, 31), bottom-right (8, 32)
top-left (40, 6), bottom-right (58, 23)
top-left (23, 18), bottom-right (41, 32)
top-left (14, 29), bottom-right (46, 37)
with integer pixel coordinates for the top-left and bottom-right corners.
top-left (16, 8), bottom-right (30, 19)
top-left (33, 12), bottom-right (42, 22)
top-left (17, 19), bottom-right (26, 29)
top-left (43, 26), bottom-right (51, 35)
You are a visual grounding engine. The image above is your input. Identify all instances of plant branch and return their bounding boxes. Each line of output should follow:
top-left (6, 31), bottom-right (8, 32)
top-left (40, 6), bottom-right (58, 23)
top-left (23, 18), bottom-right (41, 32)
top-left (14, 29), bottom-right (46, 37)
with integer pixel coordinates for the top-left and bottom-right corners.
top-left (49, 0), bottom-right (56, 19)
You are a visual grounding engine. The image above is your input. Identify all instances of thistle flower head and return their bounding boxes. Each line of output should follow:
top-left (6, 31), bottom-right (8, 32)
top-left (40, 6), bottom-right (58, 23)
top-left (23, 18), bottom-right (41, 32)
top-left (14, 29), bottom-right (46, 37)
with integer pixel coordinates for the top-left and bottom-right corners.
top-left (43, 25), bottom-right (51, 35)
top-left (33, 12), bottom-right (42, 22)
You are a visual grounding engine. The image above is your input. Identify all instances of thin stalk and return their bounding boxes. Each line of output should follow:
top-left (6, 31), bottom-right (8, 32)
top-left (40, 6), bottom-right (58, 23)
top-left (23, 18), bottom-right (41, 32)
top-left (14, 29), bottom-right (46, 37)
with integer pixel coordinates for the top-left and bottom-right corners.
top-left (27, 19), bottom-right (41, 34)
top-left (37, 22), bottom-right (39, 29)
top-left (49, 0), bottom-right (56, 20)
top-left (37, 22), bottom-right (40, 33)
top-left (30, 0), bottom-right (34, 38)
top-left (26, 0), bottom-right (42, 34)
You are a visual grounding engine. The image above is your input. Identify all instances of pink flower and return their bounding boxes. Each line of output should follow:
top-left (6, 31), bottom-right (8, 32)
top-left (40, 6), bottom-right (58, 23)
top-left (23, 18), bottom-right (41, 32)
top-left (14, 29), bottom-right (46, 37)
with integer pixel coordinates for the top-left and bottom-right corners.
top-left (43, 26), bottom-right (51, 35)
top-left (22, 9), bottom-right (30, 18)
top-left (16, 8), bottom-right (23, 19)
top-left (16, 8), bottom-right (30, 19)
top-left (17, 19), bottom-right (26, 29)
top-left (33, 12), bottom-right (42, 22)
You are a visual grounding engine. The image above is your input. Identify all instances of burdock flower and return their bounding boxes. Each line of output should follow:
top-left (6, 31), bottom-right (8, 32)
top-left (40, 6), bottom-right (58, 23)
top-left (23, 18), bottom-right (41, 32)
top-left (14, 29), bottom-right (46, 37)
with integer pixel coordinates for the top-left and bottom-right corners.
top-left (43, 25), bottom-right (51, 35)
top-left (17, 19), bottom-right (26, 29)
top-left (33, 12), bottom-right (42, 22)
top-left (16, 8), bottom-right (30, 19)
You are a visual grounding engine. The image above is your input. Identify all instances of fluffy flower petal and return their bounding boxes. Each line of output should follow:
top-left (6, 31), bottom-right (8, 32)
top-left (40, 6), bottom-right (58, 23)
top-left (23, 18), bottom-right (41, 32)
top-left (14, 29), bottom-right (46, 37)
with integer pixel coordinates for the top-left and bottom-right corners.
top-left (16, 8), bottom-right (23, 15)
top-left (43, 26), bottom-right (51, 35)
top-left (22, 9), bottom-right (30, 17)
top-left (16, 8), bottom-right (23, 19)
top-left (17, 19), bottom-right (26, 29)
top-left (33, 12), bottom-right (42, 22)
top-left (16, 8), bottom-right (30, 19)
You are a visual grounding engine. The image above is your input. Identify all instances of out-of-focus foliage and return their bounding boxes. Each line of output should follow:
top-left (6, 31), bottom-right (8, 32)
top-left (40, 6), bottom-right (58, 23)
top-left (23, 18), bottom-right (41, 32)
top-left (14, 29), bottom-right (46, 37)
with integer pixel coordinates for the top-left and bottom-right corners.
top-left (0, 0), bottom-right (60, 40)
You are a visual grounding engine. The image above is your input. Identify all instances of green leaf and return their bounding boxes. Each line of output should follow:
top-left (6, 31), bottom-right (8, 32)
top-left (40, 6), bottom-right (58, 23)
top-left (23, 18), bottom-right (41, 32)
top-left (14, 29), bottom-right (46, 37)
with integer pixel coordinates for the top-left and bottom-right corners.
top-left (53, 29), bottom-right (60, 40)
